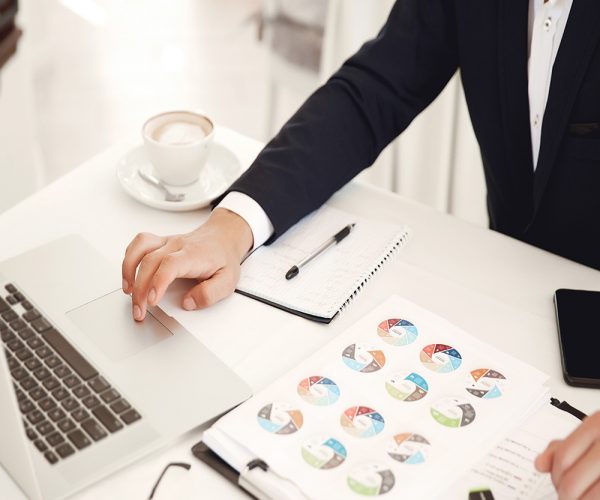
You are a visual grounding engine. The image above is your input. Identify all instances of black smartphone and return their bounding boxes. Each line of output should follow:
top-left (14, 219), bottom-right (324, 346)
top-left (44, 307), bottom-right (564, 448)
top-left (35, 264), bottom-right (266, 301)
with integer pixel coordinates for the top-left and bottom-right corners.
top-left (554, 288), bottom-right (600, 388)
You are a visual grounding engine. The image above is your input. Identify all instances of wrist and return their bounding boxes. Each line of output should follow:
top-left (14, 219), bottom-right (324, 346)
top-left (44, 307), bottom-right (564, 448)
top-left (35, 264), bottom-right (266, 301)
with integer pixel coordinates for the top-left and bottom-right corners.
top-left (208, 207), bottom-right (254, 260)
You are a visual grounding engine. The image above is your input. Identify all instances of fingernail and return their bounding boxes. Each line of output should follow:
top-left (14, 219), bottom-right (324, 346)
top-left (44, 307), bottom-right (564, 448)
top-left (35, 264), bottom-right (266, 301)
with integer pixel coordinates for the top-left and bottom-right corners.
top-left (148, 288), bottom-right (156, 305)
top-left (122, 279), bottom-right (129, 293)
top-left (133, 305), bottom-right (142, 321)
top-left (183, 297), bottom-right (196, 311)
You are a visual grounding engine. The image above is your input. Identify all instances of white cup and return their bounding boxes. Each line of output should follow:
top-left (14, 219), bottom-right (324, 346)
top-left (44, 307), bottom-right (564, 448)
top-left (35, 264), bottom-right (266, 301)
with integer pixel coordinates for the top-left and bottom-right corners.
top-left (142, 110), bottom-right (215, 186)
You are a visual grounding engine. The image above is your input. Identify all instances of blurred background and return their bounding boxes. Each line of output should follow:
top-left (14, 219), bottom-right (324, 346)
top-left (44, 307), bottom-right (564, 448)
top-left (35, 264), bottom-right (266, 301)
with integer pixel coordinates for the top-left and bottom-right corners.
top-left (0, 0), bottom-right (487, 226)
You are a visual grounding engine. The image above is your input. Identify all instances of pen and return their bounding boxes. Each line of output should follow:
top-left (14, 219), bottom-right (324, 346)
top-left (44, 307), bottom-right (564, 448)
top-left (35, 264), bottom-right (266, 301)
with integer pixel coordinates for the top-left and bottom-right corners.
top-left (285, 223), bottom-right (356, 280)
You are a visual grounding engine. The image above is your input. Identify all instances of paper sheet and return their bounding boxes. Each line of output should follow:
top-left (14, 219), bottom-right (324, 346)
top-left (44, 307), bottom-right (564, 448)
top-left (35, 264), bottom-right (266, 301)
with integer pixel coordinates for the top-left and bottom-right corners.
top-left (212, 296), bottom-right (550, 499)
top-left (445, 404), bottom-right (580, 500)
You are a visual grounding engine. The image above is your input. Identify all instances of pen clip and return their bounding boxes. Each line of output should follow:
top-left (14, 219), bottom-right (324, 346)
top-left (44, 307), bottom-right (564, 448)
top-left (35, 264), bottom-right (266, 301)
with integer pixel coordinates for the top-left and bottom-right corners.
top-left (247, 459), bottom-right (268, 472)
top-left (239, 459), bottom-right (309, 500)
top-left (550, 397), bottom-right (587, 421)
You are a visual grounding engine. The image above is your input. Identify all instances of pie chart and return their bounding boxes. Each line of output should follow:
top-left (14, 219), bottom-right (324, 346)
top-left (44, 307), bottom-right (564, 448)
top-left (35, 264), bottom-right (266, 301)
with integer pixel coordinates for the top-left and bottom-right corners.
top-left (466, 368), bottom-right (506, 399)
top-left (430, 397), bottom-right (476, 428)
top-left (387, 433), bottom-right (430, 464)
top-left (420, 344), bottom-right (462, 373)
top-left (347, 463), bottom-right (395, 496)
top-left (377, 318), bottom-right (418, 346)
top-left (342, 343), bottom-right (386, 373)
top-left (340, 406), bottom-right (385, 438)
top-left (301, 436), bottom-right (347, 469)
top-left (257, 402), bottom-right (303, 435)
top-left (385, 372), bottom-right (429, 402)
top-left (297, 376), bottom-right (340, 406)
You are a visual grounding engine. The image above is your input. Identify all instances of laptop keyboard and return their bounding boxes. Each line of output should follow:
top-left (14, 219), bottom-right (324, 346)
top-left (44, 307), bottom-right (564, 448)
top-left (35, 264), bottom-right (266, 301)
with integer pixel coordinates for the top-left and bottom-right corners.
top-left (0, 283), bottom-right (142, 465)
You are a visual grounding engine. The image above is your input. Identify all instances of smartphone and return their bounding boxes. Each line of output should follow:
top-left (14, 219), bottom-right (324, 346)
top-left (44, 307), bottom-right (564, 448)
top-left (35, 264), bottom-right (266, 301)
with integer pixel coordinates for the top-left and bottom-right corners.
top-left (554, 288), bottom-right (600, 388)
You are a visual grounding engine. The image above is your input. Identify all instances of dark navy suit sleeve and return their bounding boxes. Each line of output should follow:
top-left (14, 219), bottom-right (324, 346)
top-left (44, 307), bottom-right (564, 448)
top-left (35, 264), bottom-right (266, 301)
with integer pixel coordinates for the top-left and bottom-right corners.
top-left (218, 0), bottom-right (458, 241)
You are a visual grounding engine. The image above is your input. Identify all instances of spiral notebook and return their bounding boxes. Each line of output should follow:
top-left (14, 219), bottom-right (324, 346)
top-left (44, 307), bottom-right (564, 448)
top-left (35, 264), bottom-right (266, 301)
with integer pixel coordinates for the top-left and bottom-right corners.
top-left (236, 205), bottom-right (410, 323)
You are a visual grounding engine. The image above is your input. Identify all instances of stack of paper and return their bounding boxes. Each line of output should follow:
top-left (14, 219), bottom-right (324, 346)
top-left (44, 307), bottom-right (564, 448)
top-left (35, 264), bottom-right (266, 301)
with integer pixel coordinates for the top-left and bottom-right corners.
top-left (205, 296), bottom-right (552, 499)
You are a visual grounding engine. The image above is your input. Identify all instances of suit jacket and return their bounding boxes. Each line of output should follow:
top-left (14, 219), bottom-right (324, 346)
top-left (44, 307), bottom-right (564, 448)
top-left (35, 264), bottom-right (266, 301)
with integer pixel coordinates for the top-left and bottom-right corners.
top-left (220, 0), bottom-right (600, 270)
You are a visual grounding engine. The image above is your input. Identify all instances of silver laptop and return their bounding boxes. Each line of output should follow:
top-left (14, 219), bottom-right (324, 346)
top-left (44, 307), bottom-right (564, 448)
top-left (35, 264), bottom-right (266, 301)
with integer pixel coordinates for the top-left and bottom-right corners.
top-left (0, 235), bottom-right (251, 499)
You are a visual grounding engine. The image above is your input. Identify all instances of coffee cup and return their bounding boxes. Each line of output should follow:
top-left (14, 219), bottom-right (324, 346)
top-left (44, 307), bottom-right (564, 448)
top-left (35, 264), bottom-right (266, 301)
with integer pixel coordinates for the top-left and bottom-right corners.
top-left (142, 111), bottom-right (214, 186)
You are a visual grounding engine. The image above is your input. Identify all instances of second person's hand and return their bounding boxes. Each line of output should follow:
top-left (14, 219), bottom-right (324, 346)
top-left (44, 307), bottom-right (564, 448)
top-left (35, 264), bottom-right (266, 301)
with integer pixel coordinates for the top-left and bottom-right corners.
top-left (535, 412), bottom-right (600, 499)
top-left (121, 207), bottom-right (253, 321)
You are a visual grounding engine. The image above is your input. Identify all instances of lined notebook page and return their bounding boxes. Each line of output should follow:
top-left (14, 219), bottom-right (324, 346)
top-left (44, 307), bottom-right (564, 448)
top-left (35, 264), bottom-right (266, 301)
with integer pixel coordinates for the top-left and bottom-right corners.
top-left (237, 205), bottom-right (409, 320)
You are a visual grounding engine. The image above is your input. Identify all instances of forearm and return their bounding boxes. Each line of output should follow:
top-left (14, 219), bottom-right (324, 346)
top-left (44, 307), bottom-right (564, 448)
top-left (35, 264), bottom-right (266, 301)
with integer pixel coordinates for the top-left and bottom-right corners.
top-left (219, 0), bottom-right (458, 240)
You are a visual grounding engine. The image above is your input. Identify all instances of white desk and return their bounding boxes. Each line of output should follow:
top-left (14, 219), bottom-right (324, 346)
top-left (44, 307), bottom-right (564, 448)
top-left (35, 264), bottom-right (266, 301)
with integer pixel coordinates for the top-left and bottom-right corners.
top-left (1, 127), bottom-right (599, 499)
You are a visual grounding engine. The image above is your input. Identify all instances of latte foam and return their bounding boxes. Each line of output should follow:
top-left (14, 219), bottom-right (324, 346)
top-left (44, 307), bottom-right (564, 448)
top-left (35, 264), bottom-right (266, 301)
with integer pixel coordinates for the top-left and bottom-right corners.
top-left (151, 121), bottom-right (207, 145)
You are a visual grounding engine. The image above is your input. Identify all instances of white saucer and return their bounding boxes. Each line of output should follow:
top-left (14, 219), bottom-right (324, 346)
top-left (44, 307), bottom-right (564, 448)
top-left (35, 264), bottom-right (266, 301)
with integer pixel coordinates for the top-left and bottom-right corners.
top-left (116, 141), bottom-right (243, 212)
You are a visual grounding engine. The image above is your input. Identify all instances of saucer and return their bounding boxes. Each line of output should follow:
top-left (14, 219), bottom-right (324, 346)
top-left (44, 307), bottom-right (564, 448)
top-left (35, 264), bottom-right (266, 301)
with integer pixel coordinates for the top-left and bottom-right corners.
top-left (116, 141), bottom-right (243, 212)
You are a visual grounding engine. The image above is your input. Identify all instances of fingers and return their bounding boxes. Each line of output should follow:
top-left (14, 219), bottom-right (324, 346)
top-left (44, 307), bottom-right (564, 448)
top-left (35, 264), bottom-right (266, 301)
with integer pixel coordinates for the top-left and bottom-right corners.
top-left (123, 212), bottom-right (247, 319)
top-left (131, 241), bottom-right (230, 319)
top-left (536, 440), bottom-right (561, 472)
top-left (122, 233), bottom-right (166, 294)
top-left (183, 267), bottom-right (239, 310)
top-left (131, 246), bottom-right (172, 321)
top-left (582, 477), bottom-right (600, 500)
top-left (551, 414), bottom-right (600, 489)
top-left (147, 250), bottom-right (192, 307)
top-left (557, 440), bottom-right (600, 500)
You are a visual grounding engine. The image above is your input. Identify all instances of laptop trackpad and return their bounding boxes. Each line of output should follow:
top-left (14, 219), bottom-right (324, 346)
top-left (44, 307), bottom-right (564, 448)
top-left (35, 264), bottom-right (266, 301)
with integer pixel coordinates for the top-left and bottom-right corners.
top-left (66, 290), bottom-right (172, 362)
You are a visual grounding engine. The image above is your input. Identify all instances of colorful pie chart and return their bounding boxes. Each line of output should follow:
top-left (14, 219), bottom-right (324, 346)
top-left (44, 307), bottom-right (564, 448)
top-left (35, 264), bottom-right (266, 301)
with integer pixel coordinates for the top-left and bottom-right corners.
top-left (466, 368), bottom-right (506, 399)
top-left (387, 433), bottom-right (431, 464)
top-left (340, 406), bottom-right (385, 438)
top-left (301, 436), bottom-right (347, 469)
top-left (257, 402), bottom-right (303, 435)
top-left (297, 376), bottom-right (340, 406)
top-left (347, 463), bottom-right (395, 496)
top-left (385, 372), bottom-right (429, 402)
top-left (430, 397), bottom-right (476, 428)
top-left (342, 343), bottom-right (386, 373)
top-left (377, 318), bottom-right (419, 346)
top-left (420, 343), bottom-right (462, 373)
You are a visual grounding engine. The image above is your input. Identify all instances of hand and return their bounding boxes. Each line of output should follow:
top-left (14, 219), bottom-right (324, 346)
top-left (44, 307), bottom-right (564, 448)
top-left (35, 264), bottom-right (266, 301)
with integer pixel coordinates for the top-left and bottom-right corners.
top-left (535, 411), bottom-right (600, 499)
top-left (121, 208), bottom-right (253, 321)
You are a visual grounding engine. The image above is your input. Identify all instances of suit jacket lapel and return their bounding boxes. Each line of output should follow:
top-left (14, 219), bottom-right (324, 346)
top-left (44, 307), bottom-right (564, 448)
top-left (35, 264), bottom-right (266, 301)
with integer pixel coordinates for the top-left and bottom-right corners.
top-left (533, 0), bottom-right (600, 214)
top-left (497, 0), bottom-right (534, 224)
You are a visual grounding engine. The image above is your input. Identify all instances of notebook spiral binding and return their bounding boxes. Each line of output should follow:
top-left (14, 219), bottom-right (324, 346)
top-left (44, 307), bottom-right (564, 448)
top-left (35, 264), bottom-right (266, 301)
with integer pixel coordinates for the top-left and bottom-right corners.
top-left (337, 228), bottom-right (411, 317)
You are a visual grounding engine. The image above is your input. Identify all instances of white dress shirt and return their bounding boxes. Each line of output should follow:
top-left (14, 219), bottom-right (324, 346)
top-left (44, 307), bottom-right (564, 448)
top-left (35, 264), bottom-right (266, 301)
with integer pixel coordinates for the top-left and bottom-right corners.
top-left (219, 0), bottom-right (574, 250)
top-left (528, 0), bottom-right (573, 169)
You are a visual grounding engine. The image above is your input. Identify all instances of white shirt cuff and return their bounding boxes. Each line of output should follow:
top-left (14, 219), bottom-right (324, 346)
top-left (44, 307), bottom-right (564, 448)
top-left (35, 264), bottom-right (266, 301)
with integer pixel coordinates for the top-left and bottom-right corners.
top-left (217, 192), bottom-right (275, 251)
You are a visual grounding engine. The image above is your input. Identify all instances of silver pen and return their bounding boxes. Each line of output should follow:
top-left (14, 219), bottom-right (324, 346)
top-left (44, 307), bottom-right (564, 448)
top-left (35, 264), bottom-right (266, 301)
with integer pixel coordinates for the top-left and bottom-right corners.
top-left (285, 223), bottom-right (356, 280)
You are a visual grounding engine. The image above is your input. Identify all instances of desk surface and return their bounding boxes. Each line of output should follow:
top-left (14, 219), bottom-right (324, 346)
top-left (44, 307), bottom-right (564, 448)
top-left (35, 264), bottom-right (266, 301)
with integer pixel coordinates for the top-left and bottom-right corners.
top-left (1, 126), bottom-right (599, 499)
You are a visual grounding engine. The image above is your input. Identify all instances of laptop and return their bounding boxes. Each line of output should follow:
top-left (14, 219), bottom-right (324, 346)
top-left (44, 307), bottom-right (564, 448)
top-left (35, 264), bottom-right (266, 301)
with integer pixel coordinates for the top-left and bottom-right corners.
top-left (0, 235), bottom-right (251, 500)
